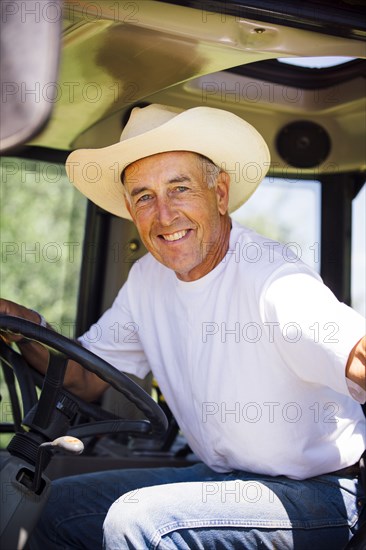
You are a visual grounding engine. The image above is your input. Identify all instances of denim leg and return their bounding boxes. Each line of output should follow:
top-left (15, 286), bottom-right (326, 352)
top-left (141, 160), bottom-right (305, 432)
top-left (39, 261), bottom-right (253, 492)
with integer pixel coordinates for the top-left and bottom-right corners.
top-left (27, 463), bottom-right (218, 549)
top-left (104, 472), bottom-right (366, 550)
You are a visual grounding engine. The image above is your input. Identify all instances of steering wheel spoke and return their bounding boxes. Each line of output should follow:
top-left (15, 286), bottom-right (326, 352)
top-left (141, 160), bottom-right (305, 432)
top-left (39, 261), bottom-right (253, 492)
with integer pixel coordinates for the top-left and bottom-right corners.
top-left (0, 315), bottom-right (168, 461)
top-left (32, 351), bottom-right (69, 430)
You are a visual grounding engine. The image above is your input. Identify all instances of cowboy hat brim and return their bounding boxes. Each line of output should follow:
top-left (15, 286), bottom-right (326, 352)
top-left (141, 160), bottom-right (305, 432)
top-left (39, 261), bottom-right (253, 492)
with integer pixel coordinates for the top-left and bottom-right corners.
top-left (65, 106), bottom-right (270, 219)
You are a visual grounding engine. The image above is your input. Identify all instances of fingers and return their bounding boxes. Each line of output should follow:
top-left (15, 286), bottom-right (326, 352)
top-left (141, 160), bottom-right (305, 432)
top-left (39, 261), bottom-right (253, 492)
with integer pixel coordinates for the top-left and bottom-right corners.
top-left (0, 298), bottom-right (41, 342)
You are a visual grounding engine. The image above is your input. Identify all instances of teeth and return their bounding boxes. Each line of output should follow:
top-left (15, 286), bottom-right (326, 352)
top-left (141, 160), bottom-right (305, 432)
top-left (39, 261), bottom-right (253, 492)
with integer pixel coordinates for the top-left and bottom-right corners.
top-left (162, 230), bottom-right (188, 242)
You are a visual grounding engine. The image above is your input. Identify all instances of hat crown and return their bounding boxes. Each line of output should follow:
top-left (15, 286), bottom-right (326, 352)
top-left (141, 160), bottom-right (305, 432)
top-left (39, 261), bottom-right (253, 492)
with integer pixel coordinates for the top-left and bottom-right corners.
top-left (67, 103), bottom-right (270, 219)
top-left (120, 104), bottom-right (184, 142)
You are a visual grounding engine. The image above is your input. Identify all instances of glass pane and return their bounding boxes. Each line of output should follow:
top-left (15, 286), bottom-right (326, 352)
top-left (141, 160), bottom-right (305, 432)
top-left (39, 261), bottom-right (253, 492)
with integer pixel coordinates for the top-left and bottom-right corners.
top-left (352, 184), bottom-right (366, 316)
top-left (0, 156), bottom-right (87, 445)
top-left (231, 177), bottom-right (321, 271)
top-left (0, 156), bottom-right (87, 337)
top-left (278, 57), bottom-right (355, 68)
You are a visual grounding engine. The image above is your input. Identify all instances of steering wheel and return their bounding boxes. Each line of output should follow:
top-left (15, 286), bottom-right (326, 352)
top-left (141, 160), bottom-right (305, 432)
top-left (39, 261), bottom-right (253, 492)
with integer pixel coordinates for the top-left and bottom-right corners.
top-left (0, 315), bottom-right (168, 457)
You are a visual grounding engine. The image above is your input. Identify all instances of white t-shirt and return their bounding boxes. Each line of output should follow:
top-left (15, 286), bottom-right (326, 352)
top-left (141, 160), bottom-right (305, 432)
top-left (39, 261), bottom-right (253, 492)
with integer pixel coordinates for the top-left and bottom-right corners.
top-left (80, 221), bottom-right (366, 479)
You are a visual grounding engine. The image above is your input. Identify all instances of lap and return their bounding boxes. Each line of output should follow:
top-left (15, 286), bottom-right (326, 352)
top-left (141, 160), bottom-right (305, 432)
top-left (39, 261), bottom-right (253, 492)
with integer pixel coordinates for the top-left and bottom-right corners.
top-left (105, 471), bottom-right (363, 549)
top-left (27, 463), bottom-right (220, 549)
top-left (28, 463), bottom-right (364, 550)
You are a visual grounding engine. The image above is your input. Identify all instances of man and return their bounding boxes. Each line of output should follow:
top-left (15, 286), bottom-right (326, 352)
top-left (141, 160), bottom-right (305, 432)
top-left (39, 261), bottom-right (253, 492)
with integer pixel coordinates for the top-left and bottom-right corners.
top-left (1, 104), bottom-right (365, 549)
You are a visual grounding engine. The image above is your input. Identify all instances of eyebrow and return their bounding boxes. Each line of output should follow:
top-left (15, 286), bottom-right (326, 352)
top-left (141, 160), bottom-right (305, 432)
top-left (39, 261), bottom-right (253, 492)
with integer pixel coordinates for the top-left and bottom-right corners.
top-left (130, 186), bottom-right (149, 198)
top-left (168, 175), bottom-right (191, 183)
top-left (129, 175), bottom-right (192, 198)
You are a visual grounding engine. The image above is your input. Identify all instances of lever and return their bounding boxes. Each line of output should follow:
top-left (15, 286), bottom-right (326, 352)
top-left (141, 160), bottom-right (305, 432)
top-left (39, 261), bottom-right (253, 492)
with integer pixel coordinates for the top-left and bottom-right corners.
top-left (32, 436), bottom-right (84, 493)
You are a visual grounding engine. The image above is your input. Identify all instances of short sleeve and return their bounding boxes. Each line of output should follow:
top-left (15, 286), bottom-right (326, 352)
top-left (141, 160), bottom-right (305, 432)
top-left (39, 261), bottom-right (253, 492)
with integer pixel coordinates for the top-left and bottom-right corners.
top-left (78, 281), bottom-right (150, 379)
top-left (263, 268), bottom-right (366, 401)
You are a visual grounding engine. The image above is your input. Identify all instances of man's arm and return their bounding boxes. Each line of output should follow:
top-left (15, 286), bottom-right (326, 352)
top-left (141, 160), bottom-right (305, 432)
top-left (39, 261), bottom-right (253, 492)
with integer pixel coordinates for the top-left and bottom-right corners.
top-left (0, 298), bottom-right (108, 402)
top-left (346, 335), bottom-right (366, 391)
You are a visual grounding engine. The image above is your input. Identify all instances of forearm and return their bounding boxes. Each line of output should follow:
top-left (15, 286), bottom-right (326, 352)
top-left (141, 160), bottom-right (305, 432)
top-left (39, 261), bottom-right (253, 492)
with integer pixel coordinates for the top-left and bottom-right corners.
top-left (1, 298), bottom-right (108, 402)
top-left (62, 359), bottom-right (109, 401)
top-left (17, 338), bottom-right (50, 376)
top-left (17, 336), bottom-right (108, 402)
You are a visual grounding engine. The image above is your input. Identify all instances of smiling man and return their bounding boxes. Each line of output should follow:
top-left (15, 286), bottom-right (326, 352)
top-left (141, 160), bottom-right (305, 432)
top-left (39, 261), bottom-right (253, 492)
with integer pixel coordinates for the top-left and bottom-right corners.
top-left (123, 151), bottom-right (231, 281)
top-left (1, 104), bottom-right (365, 549)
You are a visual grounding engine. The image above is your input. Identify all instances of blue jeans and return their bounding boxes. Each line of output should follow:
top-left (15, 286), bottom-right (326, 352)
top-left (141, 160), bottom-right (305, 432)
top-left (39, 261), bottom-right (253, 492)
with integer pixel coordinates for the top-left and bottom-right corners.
top-left (28, 463), bottom-right (365, 549)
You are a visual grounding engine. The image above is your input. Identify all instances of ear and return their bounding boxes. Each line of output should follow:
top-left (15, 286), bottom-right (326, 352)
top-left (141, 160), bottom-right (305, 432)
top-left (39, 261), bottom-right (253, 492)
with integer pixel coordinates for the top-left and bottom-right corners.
top-left (215, 171), bottom-right (230, 215)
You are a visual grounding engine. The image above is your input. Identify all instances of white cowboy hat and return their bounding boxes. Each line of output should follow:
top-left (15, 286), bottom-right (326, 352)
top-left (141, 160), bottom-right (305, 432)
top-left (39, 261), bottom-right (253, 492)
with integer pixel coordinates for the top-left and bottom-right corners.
top-left (66, 104), bottom-right (270, 219)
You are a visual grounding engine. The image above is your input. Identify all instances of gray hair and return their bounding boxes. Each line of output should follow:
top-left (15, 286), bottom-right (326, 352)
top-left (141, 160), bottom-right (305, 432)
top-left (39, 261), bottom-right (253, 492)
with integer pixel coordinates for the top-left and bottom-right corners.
top-left (195, 153), bottom-right (221, 189)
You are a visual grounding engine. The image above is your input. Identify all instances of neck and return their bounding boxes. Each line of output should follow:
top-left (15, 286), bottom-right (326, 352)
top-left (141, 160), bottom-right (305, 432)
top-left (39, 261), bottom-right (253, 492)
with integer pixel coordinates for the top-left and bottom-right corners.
top-left (176, 214), bottom-right (232, 282)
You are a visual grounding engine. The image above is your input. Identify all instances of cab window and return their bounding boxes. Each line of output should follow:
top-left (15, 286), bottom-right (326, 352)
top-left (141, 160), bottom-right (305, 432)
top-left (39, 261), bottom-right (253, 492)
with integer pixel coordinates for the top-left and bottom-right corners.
top-left (232, 177), bottom-right (321, 272)
top-left (0, 156), bottom-right (87, 336)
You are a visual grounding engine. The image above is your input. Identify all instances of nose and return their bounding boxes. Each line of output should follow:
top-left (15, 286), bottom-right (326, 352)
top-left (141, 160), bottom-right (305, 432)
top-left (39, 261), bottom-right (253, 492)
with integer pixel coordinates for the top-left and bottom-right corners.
top-left (156, 195), bottom-right (178, 226)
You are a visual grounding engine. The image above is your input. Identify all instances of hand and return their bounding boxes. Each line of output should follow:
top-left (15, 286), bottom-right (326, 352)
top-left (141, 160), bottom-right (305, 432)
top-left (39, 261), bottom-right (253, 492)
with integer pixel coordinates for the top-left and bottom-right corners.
top-left (0, 298), bottom-right (42, 343)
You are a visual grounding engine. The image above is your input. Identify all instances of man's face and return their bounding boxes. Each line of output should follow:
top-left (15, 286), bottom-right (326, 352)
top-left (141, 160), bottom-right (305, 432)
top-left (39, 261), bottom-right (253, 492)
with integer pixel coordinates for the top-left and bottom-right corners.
top-left (123, 151), bottom-right (230, 281)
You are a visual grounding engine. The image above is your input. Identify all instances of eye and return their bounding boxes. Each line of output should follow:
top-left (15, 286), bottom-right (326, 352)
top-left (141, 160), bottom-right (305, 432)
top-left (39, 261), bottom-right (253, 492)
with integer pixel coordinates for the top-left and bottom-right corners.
top-left (175, 186), bottom-right (188, 193)
top-left (136, 193), bottom-right (152, 203)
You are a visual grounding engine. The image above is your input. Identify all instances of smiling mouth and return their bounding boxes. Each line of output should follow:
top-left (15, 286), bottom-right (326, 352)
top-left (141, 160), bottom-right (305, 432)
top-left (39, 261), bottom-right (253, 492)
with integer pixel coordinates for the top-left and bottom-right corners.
top-left (159, 229), bottom-right (190, 242)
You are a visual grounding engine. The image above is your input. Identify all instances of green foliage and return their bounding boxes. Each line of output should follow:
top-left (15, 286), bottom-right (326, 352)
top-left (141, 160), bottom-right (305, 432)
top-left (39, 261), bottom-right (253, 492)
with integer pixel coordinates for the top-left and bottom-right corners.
top-left (0, 157), bottom-right (87, 446)
top-left (0, 156), bottom-right (87, 329)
